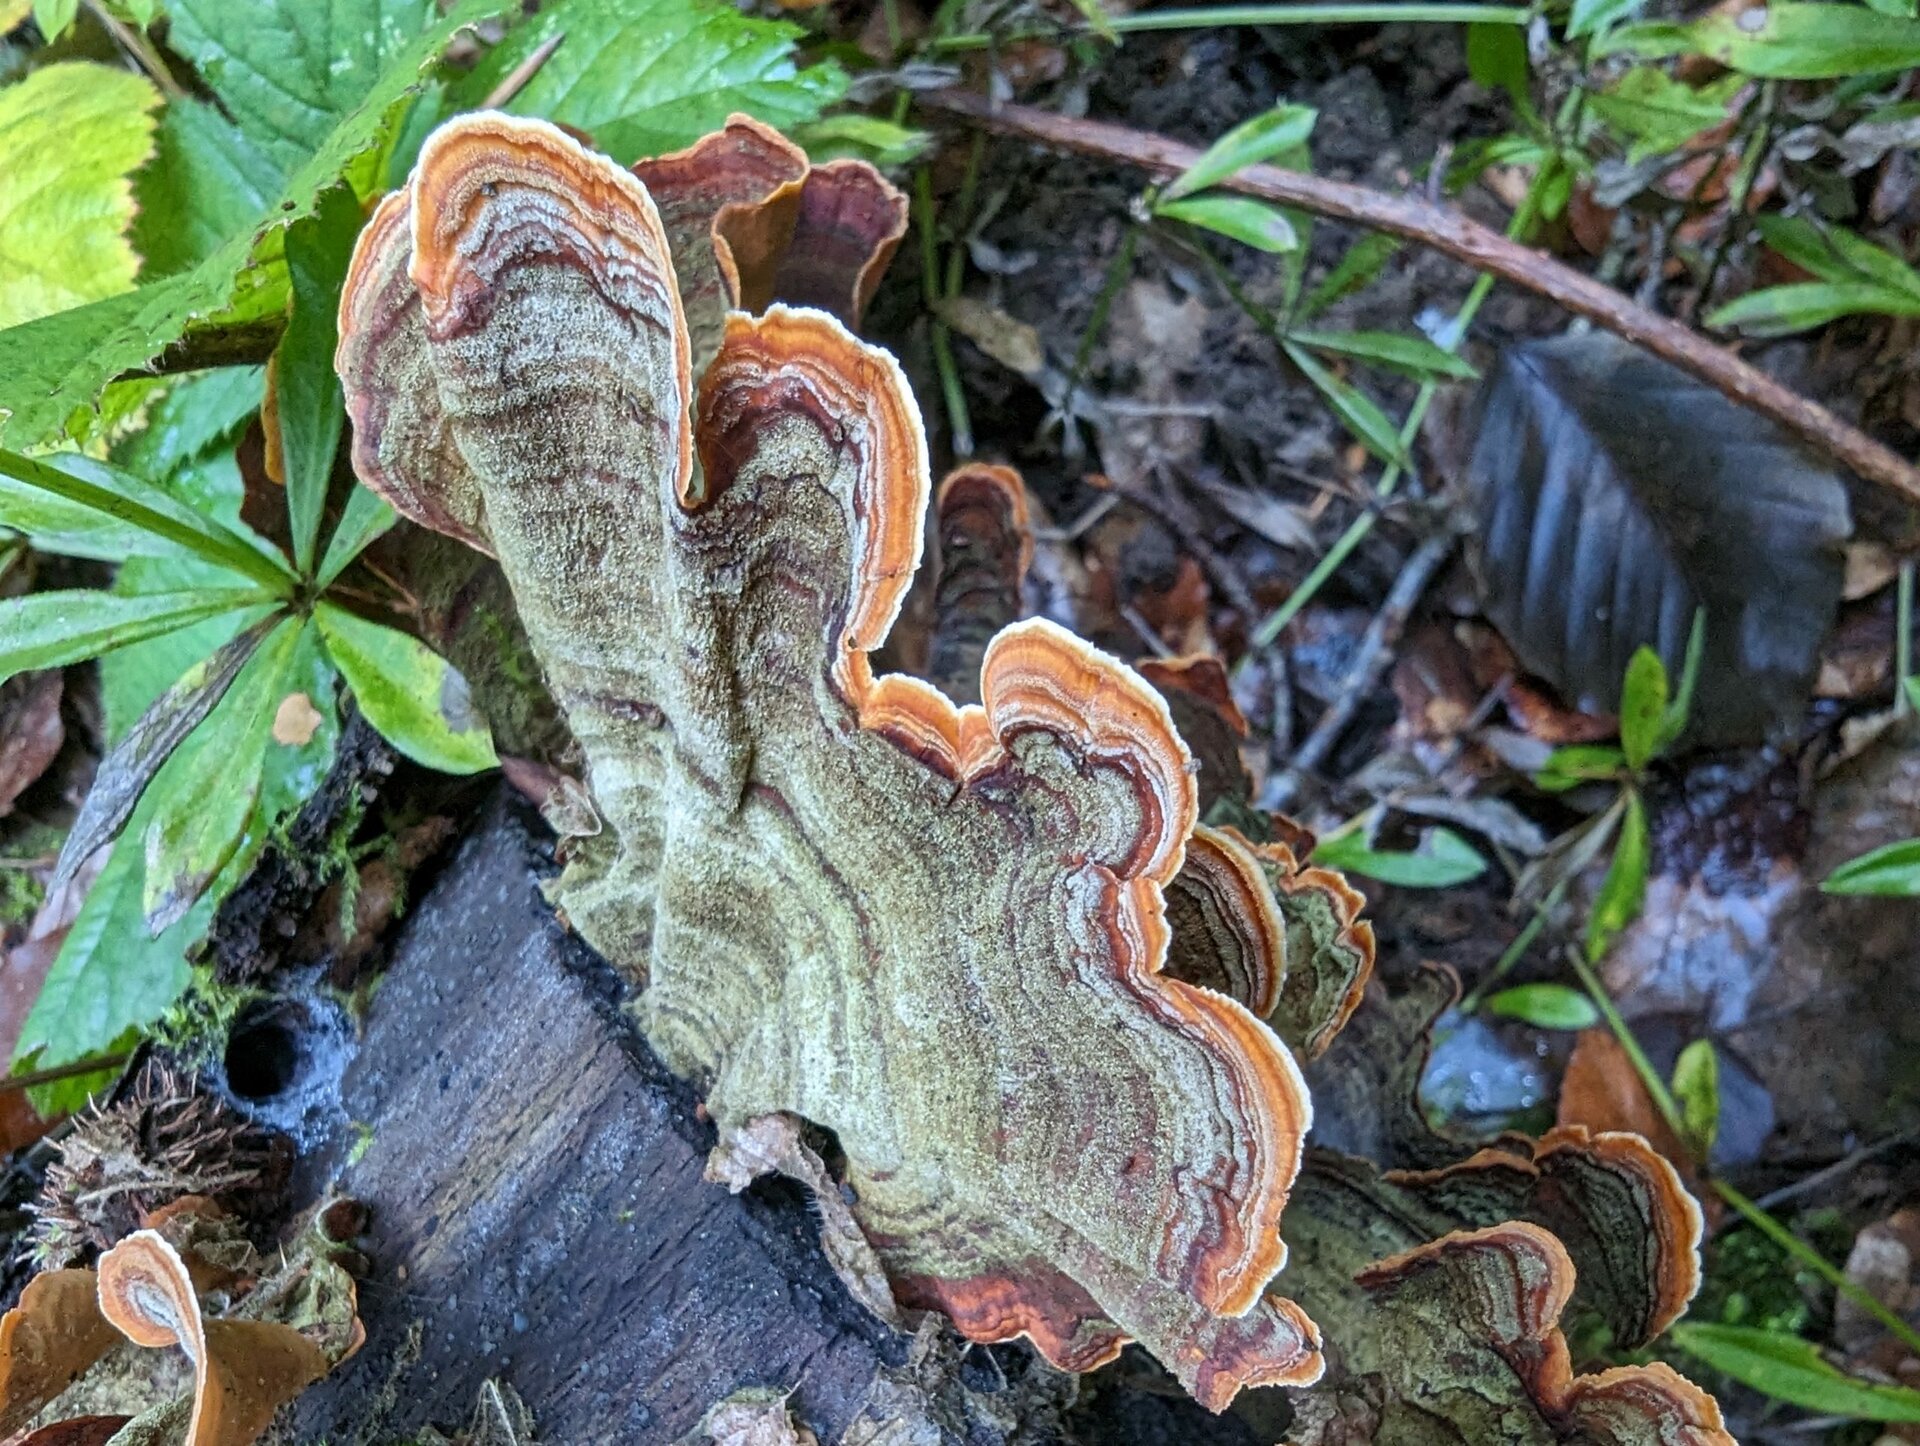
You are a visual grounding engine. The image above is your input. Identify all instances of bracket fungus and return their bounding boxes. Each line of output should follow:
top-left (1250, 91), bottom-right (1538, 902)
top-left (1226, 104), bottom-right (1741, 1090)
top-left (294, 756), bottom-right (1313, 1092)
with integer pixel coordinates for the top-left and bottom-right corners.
top-left (0, 1204), bottom-right (362, 1445)
top-left (336, 110), bottom-right (1334, 1407)
top-left (1278, 971), bottom-right (1724, 1444)
top-left (96, 1230), bottom-right (331, 1446)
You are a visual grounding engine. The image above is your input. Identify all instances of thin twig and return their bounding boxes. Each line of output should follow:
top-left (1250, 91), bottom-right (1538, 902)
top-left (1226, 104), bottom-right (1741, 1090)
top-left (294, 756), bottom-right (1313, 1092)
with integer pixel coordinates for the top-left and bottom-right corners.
top-left (919, 89), bottom-right (1920, 509)
top-left (0, 1052), bottom-right (132, 1096)
top-left (86, 0), bottom-right (184, 98)
top-left (1751, 1130), bottom-right (1920, 1212)
top-left (479, 31), bottom-right (565, 110)
top-left (1263, 529), bottom-right (1455, 810)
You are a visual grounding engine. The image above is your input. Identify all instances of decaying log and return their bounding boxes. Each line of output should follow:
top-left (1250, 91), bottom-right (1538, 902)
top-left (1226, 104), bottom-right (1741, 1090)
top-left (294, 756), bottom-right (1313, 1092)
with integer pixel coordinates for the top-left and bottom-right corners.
top-left (282, 799), bottom-right (907, 1442)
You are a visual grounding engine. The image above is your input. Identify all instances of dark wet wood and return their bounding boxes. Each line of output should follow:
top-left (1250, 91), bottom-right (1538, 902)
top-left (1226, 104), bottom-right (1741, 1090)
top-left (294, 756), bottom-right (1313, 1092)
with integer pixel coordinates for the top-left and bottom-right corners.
top-left (285, 800), bottom-right (900, 1442)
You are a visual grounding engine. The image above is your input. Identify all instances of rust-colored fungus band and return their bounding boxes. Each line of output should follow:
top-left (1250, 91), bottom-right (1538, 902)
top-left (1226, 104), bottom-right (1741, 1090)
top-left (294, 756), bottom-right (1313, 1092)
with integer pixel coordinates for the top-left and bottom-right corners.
top-left (1357, 1222), bottom-right (1732, 1444)
top-left (411, 113), bottom-right (695, 506)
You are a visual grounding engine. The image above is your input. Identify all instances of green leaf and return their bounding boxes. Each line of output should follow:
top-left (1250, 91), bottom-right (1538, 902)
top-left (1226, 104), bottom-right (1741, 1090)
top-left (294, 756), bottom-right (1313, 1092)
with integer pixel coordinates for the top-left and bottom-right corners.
top-left (1567, 0), bottom-right (1644, 40)
top-left (1163, 103), bottom-right (1317, 201)
top-left (0, 446), bottom-right (294, 589)
top-left (14, 837), bottom-right (195, 1074)
top-left (133, 99), bottom-right (284, 277)
top-left (1313, 825), bottom-right (1488, 888)
top-left (1656, 607), bottom-right (1705, 752)
top-left (1822, 836), bottom-right (1920, 895)
top-left (0, 588), bottom-right (271, 683)
top-left (279, 186), bottom-right (360, 574)
top-left (1588, 68), bottom-right (1744, 160)
top-left (1534, 743), bottom-right (1629, 793)
top-left (141, 617), bottom-right (300, 932)
top-left (1754, 213), bottom-right (1920, 297)
top-left (0, 63), bottom-right (162, 329)
top-left (16, 618), bottom-right (337, 1071)
top-left (1672, 1037), bottom-right (1719, 1159)
top-left (1586, 790), bottom-right (1648, 960)
top-left (1467, 22), bottom-right (1529, 105)
top-left (789, 115), bottom-right (930, 168)
top-left (31, 0), bottom-right (77, 38)
top-left (1619, 645), bottom-right (1668, 770)
top-left (316, 483), bottom-right (397, 589)
top-left (1282, 339), bottom-right (1405, 463)
top-left (456, 0), bottom-right (847, 166)
top-left (1671, 1324), bottom-right (1920, 1422)
top-left (1707, 280), bottom-right (1920, 336)
top-left (0, 0), bottom-right (510, 449)
top-left (1156, 193), bottom-right (1300, 253)
top-left (1299, 233), bottom-right (1401, 321)
top-left (1607, 3), bottom-right (1920, 79)
top-left (1486, 982), bottom-right (1602, 1030)
top-left (315, 602), bottom-right (497, 773)
top-left (165, 0), bottom-right (438, 171)
top-left (50, 617), bottom-right (277, 894)
top-left (1288, 328), bottom-right (1478, 380)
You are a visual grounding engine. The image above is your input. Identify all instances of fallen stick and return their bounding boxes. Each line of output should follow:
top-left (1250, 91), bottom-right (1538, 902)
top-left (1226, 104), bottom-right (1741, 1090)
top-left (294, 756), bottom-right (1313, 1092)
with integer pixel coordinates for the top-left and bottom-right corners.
top-left (920, 88), bottom-right (1920, 512)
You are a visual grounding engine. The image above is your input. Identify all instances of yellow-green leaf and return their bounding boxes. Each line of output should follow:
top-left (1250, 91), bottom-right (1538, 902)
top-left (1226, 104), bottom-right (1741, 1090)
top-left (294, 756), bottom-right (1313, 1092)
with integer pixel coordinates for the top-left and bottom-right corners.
top-left (314, 602), bottom-right (497, 774)
top-left (0, 63), bottom-right (162, 329)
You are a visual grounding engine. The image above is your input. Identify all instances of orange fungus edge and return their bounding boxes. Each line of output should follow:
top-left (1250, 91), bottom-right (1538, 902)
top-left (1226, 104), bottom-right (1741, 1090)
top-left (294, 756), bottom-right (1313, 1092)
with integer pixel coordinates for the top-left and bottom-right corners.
top-left (405, 110), bottom-right (695, 506)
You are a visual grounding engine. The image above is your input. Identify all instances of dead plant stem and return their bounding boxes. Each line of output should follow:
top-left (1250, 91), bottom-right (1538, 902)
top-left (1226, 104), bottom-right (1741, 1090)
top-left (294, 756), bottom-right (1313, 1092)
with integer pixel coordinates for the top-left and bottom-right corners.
top-left (1263, 529), bottom-right (1455, 810)
top-left (919, 89), bottom-right (1920, 508)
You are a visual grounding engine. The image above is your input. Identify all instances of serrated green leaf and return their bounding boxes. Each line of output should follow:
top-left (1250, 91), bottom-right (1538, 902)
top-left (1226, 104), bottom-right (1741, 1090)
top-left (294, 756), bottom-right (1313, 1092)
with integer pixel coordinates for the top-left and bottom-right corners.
top-left (14, 837), bottom-right (195, 1073)
top-left (1486, 982), bottom-right (1602, 1030)
top-left (1823, 836), bottom-right (1920, 895)
top-left (457, 0), bottom-right (846, 166)
top-left (1619, 645), bottom-right (1668, 770)
top-left (317, 483), bottom-right (396, 589)
top-left (1672, 1037), bottom-right (1719, 1158)
top-left (115, 368), bottom-right (263, 482)
top-left (0, 63), bottom-right (161, 329)
top-left (17, 619), bottom-right (337, 1071)
top-left (279, 186), bottom-right (360, 573)
top-left (165, 0), bottom-right (439, 171)
top-left (1672, 1324), bottom-right (1920, 1421)
top-left (0, 446), bottom-right (293, 588)
top-left (0, 0), bottom-right (510, 448)
top-left (1288, 328), bottom-right (1478, 380)
top-left (1156, 193), bottom-right (1300, 253)
top-left (1586, 790), bottom-right (1648, 960)
top-left (1534, 743), bottom-right (1629, 793)
top-left (1313, 825), bottom-right (1487, 888)
top-left (141, 617), bottom-right (300, 932)
top-left (1163, 103), bottom-right (1317, 202)
top-left (1588, 68), bottom-right (1744, 161)
top-left (315, 602), bottom-right (497, 773)
top-left (0, 588), bottom-right (271, 684)
top-left (1607, 2), bottom-right (1920, 79)
top-left (133, 99), bottom-right (285, 278)
top-left (1282, 339), bottom-right (1405, 463)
